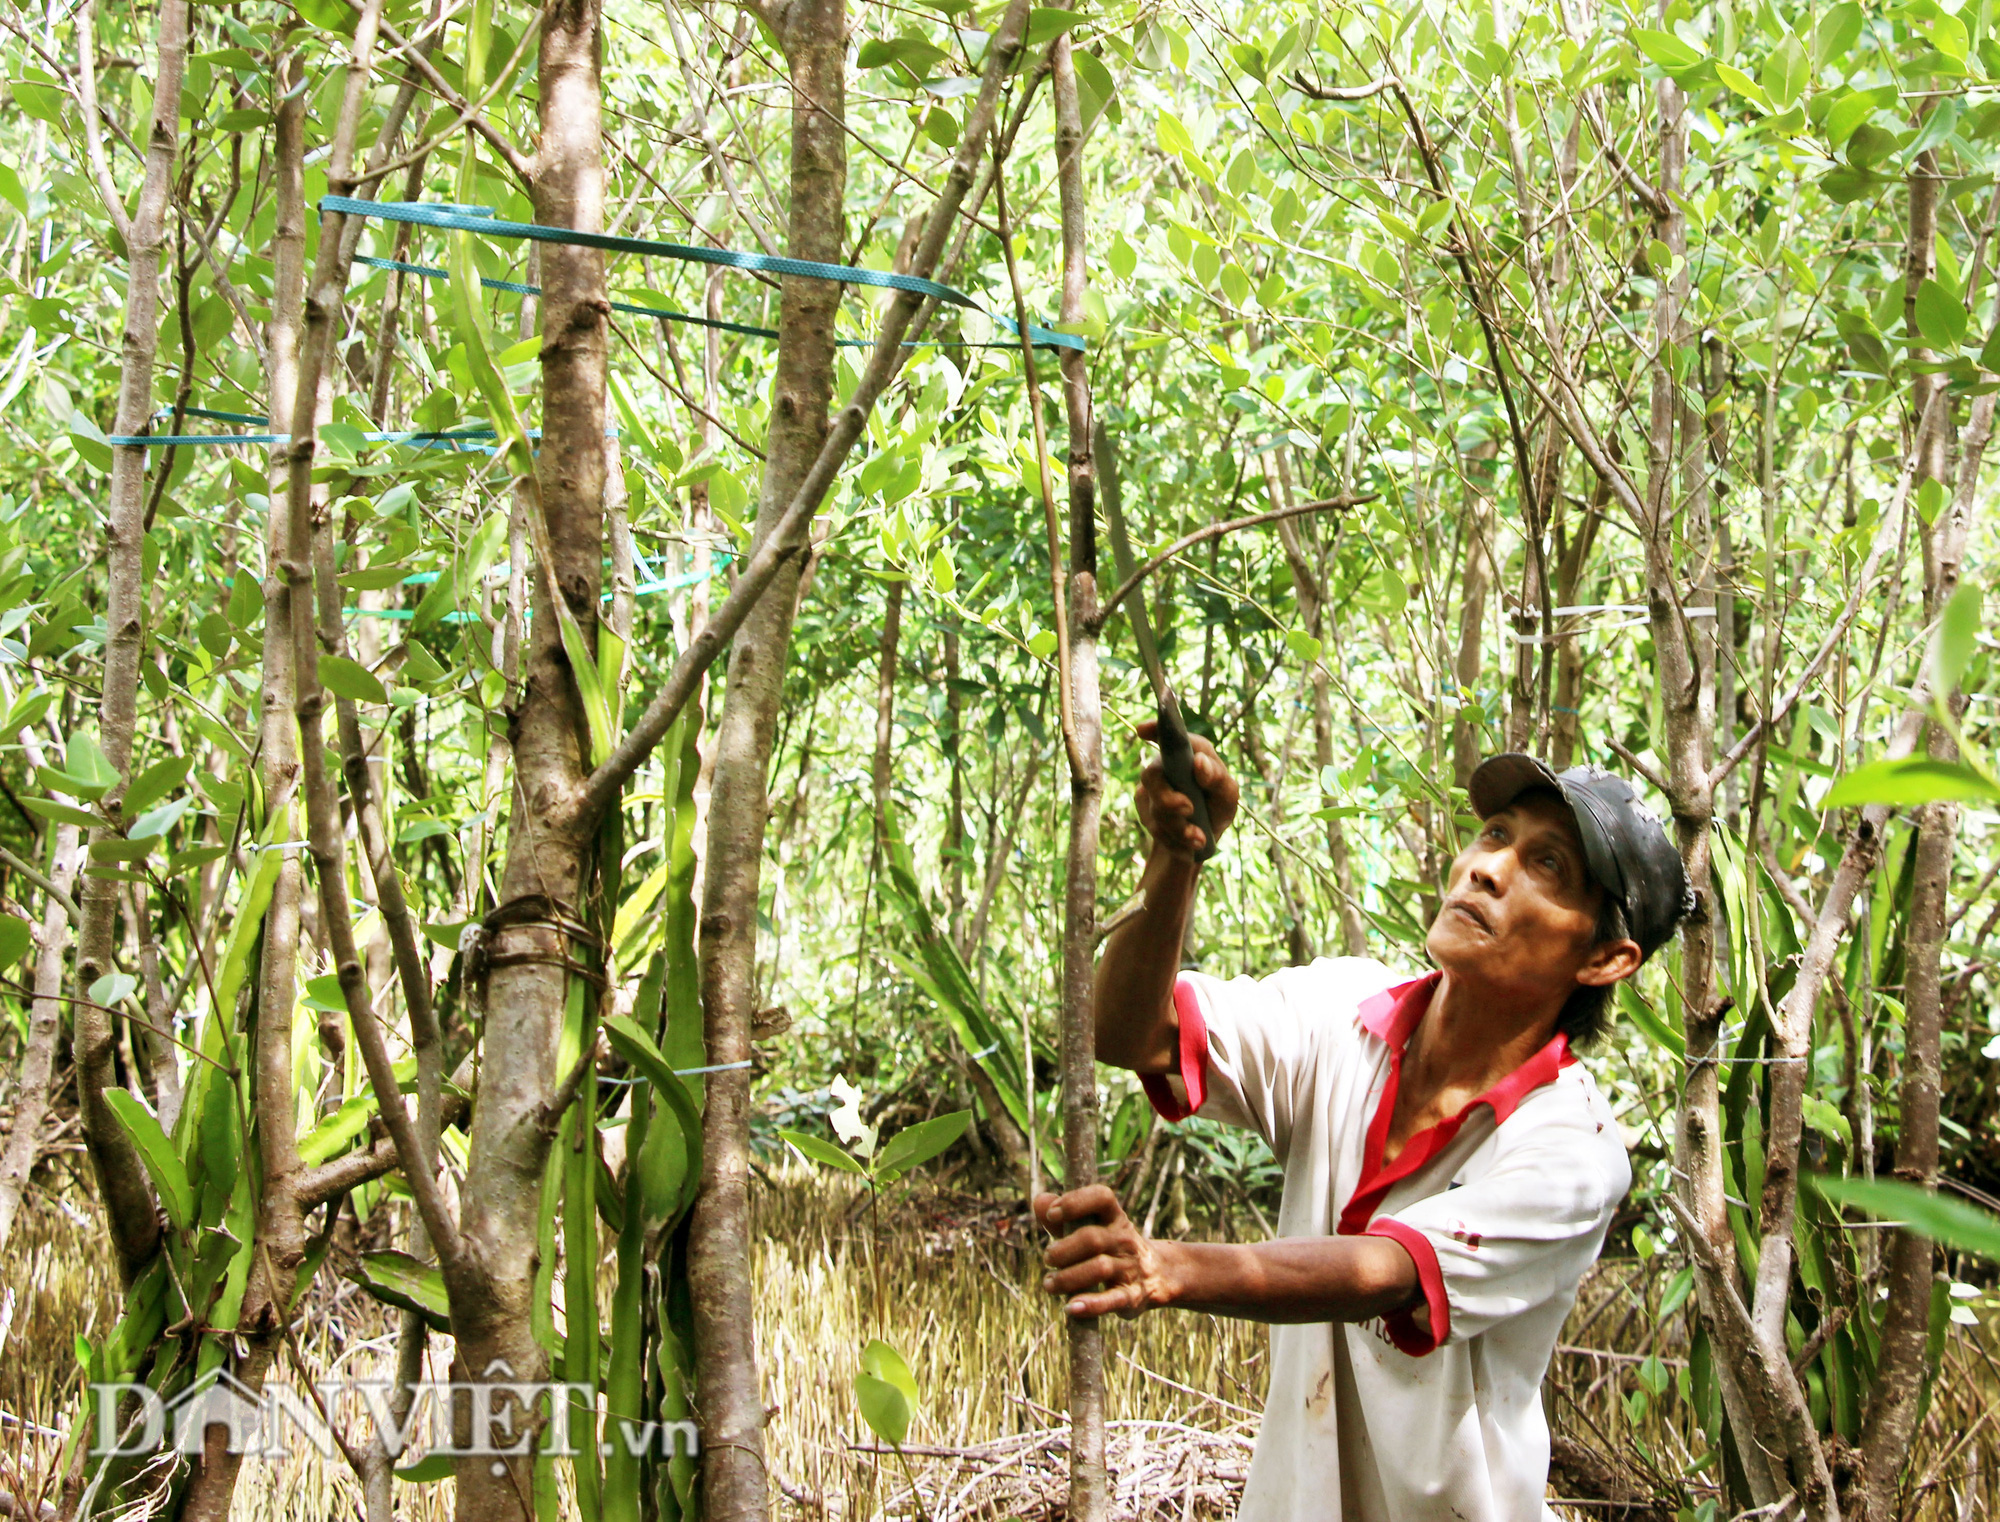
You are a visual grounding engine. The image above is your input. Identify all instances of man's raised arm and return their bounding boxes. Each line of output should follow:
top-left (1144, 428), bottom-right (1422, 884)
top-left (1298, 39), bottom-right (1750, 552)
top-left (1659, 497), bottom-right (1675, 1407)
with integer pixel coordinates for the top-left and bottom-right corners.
top-left (1094, 724), bottom-right (1239, 1074)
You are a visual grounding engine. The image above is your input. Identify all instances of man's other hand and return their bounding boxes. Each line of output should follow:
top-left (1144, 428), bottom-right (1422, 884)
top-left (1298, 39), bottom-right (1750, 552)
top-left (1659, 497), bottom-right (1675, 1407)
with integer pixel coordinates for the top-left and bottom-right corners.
top-left (1135, 722), bottom-right (1239, 860)
top-left (1034, 1185), bottom-right (1178, 1320)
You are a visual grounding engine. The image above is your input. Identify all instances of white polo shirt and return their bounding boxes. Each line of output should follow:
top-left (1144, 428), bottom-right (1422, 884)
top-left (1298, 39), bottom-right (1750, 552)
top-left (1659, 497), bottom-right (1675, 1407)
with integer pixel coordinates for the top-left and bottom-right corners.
top-left (1140, 958), bottom-right (1630, 1522)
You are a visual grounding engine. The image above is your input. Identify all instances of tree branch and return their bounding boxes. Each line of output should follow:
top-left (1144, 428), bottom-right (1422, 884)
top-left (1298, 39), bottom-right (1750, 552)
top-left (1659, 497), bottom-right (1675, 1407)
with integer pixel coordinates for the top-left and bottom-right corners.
top-left (1086, 496), bottom-right (1369, 633)
top-left (375, 14), bottom-right (536, 185)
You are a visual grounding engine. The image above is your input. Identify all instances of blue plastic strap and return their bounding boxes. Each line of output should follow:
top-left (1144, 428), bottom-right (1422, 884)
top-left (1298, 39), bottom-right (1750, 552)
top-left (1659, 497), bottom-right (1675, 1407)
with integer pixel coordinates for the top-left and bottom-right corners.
top-left (325, 196), bottom-right (1085, 352)
top-left (354, 253), bottom-right (785, 340)
top-left (107, 426), bottom-right (507, 449)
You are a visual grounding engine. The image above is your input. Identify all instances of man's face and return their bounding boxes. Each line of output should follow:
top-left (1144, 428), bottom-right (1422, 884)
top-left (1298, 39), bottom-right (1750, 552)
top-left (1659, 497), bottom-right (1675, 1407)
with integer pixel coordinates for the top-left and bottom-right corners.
top-left (1425, 790), bottom-right (1632, 1008)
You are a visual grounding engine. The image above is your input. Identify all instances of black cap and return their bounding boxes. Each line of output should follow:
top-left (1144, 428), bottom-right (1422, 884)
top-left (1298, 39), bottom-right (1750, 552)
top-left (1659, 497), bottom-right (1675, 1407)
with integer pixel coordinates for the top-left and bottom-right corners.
top-left (1466, 753), bottom-right (1690, 960)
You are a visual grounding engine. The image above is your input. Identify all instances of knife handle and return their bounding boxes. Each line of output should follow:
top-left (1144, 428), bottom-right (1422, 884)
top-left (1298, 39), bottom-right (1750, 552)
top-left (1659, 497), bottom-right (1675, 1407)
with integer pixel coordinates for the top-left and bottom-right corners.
top-left (1156, 702), bottom-right (1218, 864)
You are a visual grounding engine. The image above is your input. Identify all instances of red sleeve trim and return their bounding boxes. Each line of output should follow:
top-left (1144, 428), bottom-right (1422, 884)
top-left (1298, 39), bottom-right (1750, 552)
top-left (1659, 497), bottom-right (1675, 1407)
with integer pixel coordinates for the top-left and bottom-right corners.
top-left (1139, 976), bottom-right (1208, 1124)
top-left (1366, 1218), bottom-right (1449, 1357)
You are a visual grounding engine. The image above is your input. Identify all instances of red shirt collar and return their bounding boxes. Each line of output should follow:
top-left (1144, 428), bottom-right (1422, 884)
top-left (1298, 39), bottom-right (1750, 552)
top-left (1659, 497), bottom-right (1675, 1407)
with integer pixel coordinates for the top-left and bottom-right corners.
top-left (1356, 971), bottom-right (1574, 1124)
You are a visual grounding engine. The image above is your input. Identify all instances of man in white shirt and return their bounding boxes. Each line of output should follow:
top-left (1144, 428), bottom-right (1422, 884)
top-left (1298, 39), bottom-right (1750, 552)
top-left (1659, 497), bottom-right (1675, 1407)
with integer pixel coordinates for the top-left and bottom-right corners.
top-left (1034, 739), bottom-right (1689, 1520)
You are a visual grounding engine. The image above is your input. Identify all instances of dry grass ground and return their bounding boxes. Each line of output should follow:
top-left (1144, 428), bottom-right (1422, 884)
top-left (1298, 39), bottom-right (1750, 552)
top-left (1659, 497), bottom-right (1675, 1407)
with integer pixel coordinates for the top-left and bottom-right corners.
top-left (0, 1164), bottom-right (1993, 1518)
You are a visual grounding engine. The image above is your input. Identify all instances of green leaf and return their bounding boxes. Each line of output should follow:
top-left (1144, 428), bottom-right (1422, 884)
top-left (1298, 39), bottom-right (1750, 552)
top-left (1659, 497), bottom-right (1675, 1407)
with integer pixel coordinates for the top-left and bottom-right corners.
top-left (448, 232), bottom-right (533, 476)
top-left (212, 108), bottom-right (273, 132)
top-left (1633, 28), bottom-right (1704, 74)
top-left (561, 608), bottom-right (615, 764)
top-left (1914, 278), bottom-right (1968, 350)
top-left (1933, 581), bottom-right (1982, 693)
top-left (22, 797), bottom-right (101, 829)
top-left (1659, 1266), bottom-right (1694, 1319)
top-left (124, 755), bottom-right (193, 816)
top-left (296, 0), bottom-right (355, 30)
top-left (298, 1060), bottom-right (419, 1166)
top-left (1025, 7), bottom-right (1086, 45)
top-left (349, 1249), bottom-right (452, 1332)
top-left (861, 1338), bottom-right (920, 1405)
top-left (8, 75), bottom-right (65, 126)
top-left (128, 796), bottom-right (192, 842)
top-left (1072, 47), bottom-right (1116, 124)
top-left (1616, 981), bottom-right (1685, 1059)
top-left (318, 654), bottom-right (387, 705)
top-left (599, 1007), bottom-right (706, 1210)
top-left (302, 973), bottom-right (348, 1014)
top-left (394, 1452), bottom-right (454, 1483)
top-left (1761, 33), bottom-right (1809, 109)
top-left (856, 36), bottom-right (950, 74)
top-left (855, 1373), bottom-right (911, 1444)
top-left (89, 972), bottom-right (137, 1008)
top-left (1815, 3), bottom-right (1864, 69)
top-left (856, 1338), bottom-right (920, 1444)
top-left (923, 106), bottom-right (959, 148)
top-left (1824, 88), bottom-right (1888, 149)
top-left (0, 164), bottom-right (26, 217)
top-left (1843, 123), bottom-right (1900, 175)
top-left (1714, 62), bottom-right (1770, 109)
top-left (1811, 1175), bottom-right (2000, 1260)
top-left (338, 564), bottom-right (413, 592)
top-left (104, 1088), bottom-right (193, 1231)
top-left (1801, 1095), bottom-right (1852, 1151)
top-left (777, 1127), bottom-right (867, 1175)
top-left (1930, 13), bottom-right (1969, 62)
top-left (1823, 757), bottom-right (2000, 808)
top-left (873, 1110), bottom-right (971, 1178)
top-left (89, 836), bottom-right (158, 863)
top-left (0, 916), bottom-right (32, 967)
top-left (1819, 165), bottom-right (1880, 205)
top-left (63, 732), bottom-right (120, 798)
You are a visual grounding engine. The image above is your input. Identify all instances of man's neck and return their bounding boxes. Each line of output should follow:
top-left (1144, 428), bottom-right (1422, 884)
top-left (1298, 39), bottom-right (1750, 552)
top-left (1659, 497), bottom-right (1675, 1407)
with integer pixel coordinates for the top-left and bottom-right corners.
top-left (1398, 970), bottom-right (1562, 1119)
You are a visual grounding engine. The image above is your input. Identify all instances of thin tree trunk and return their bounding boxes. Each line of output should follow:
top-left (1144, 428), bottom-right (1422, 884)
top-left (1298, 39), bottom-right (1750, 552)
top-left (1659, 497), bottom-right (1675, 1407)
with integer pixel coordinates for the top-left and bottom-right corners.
top-left (1625, 53), bottom-right (1803, 1514)
top-left (69, 0), bottom-right (190, 1287)
top-left (178, 13), bottom-right (392, 1518)
top-left (1450, 490), bottom-right (1494, 790)
top-left (943, 618), bottom-right (967, 918)
top-left (1856, 232), bottom-right (1983, 1516)
top-left (872, 581), bottom-right (904, 845)
top-left (1242, 697), bottom-right (1312, 965)
top-left (0, 820), bottom-right (80, 1252)
top-left (1271, 453), bottom-right (1366, 954)
top-left (1051, 32), bottom-right (1106, 1516)
top-left (69, 0), bottom-right (192, 1288)
top-left (1548, 479), bottom-right (1605, 773)
top-left (689, 0), bottom-right (847, 1510)
top-left (448, 3), bottom-right (610, 1517)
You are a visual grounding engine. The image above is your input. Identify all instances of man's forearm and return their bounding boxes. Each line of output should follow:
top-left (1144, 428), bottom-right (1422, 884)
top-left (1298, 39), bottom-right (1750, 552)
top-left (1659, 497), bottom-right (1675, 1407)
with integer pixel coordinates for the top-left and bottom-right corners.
top-left (1150, 1234), bottom-right (1420, 1325)
top-left (1094, 845), bottom-right (1198, 1072)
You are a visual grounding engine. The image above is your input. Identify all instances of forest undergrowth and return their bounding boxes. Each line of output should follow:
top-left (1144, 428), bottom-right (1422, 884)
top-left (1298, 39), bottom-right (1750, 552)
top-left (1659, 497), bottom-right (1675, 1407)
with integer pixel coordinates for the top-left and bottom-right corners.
top-left (2, 1164), bottom-right (1995, 1520)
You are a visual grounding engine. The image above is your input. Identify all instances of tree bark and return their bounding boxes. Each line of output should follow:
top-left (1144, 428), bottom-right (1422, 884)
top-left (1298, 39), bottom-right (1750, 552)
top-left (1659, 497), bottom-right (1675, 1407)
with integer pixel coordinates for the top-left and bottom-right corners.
top-left (1450, 489), bottom-right (1494, 790)
top-left (1632, 51), bottom-right (1810, 1515)
top-left (1547, 480), bottom-right (1605, 772)
top-left (689, 0), bottom-right (846, 1511)
top-left (1856, 187), bottom-right (1982, 1512)
top-left (0, 818), bottom-right (81, 1252)
top-left (1271, 453), bottom-right (1366, 954)
top-left (70, 0), bottom-right (190, 1288)
top-left (449, 2), bottom-right (611, 1517)
top-left (1052, 33), bottom-right (1107, 1519)
top-left (178, 14), bottom-right (385, 1519)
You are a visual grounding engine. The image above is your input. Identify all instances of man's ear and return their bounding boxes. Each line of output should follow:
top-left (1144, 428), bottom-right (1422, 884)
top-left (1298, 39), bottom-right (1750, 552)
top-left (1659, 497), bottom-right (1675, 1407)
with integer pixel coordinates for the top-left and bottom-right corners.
top-left (1575, 937), bottom-right (1642, 989)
